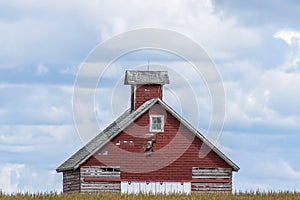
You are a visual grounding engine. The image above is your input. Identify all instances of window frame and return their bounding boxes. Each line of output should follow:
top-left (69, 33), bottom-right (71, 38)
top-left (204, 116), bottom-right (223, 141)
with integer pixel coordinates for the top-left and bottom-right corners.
top-left (150, 115), bottom-right (164, 132)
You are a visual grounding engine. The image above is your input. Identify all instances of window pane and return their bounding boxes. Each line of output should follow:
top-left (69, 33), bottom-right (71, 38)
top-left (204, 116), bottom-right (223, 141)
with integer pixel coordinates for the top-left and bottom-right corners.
top-left (156, 117), bottom-right (162, 123)
top-left (152, 124), bottom-right (156, 130)
top-left (157, 124), bottom-right (161, 130)
top-left (152, 117), bottom-right (157, 123)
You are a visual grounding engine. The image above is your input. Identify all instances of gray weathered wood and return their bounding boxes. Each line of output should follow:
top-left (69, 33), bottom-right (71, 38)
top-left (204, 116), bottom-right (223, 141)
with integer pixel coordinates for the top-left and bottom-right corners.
top-left (80, 166), bottom-right (121, 193)
top-left (80, 182), bottom-right (121, 193)
top-left (80, 166), bottom-right (120, 178)
top-left (191, 167), bottom-right (232, 193)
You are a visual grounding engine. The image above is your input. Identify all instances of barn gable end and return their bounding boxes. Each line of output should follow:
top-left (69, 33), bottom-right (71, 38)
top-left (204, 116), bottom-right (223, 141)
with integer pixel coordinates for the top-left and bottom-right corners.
top-left (57, 70), bottom-right (239, 194)
top-left (78, 102), bottom-right (235, 192)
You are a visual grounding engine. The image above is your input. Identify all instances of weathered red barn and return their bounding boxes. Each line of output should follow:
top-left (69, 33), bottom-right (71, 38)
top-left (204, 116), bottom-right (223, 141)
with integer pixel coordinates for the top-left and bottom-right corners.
top-left (56, 70), bottom-right (239, 194)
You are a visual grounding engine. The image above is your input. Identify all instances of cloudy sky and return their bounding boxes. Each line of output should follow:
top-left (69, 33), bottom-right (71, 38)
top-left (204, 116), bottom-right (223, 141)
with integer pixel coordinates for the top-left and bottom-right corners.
top-left (1, 0), bottom-right (300, 193)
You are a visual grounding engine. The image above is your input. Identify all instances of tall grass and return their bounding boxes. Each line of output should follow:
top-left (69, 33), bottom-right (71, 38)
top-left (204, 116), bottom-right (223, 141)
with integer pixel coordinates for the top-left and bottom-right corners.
top-left (1, 192), bottom-right (300, 200)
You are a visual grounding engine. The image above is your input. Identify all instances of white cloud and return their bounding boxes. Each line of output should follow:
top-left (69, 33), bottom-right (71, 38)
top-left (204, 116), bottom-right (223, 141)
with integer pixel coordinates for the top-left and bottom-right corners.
top-left (0, 125), bottom-right (78, 193)
top-left (35, 64), bottom-right (48, 75)
top-left (257, 161), bottom-right (300, 179)
top-left (94, 0), bottom-right (261, 60)
top-left (221, 130), bottom-right (300, 192)
top-left (0, 164), bottom-right (25, 193)
top-left (78, 62), bottom-right (123, 78)
top-left (224, 74), bottom-right (300, 131)
top-left (0, 164), bottom-right (62, 193)
top-left (274, 30), bottom-right (300, 46)
top-left (0, 145), bottom-right (34, 153)
top-left (0, 83), bottom-right (73, 124)
top-left (74, 85), bottom-right (129, 143)
top-left (59, 65), bottom-right (79, 75)
top-left (217, 56), bottom-right (300, 132)
top-left (0, 0), bottom-right (262, 69)
top-left (274, 29), bottom-right (300, 72)
top-left (260, 69), bottom-right (300, 116)
top-left (0, 124), bottom-right (76, 146)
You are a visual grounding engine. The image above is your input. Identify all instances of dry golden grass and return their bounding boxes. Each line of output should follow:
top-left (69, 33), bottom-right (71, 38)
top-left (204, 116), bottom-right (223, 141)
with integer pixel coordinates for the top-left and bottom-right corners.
top-left (1, 192), bottom-right (300, 200)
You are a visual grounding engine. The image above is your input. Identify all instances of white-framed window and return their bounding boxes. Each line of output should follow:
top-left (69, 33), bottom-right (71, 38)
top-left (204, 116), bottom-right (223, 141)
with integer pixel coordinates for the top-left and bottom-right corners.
top-left (150, 115), bottom-right (164, 132)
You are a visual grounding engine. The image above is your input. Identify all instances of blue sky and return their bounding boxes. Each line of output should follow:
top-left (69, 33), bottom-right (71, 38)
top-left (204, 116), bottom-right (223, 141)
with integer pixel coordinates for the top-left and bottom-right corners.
top-left (1, 0), bottom-right (300, 193)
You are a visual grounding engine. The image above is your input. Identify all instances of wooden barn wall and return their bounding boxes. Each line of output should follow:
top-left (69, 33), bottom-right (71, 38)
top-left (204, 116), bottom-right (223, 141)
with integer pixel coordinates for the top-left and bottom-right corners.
top-left (82, 103), bottom-right (232, 192)
top-left (80, 166), bottom-right (121, 193)
top-left (63, 169), bottom-right (80, 193)
top-left (191, 167), bottom-right (232, 193)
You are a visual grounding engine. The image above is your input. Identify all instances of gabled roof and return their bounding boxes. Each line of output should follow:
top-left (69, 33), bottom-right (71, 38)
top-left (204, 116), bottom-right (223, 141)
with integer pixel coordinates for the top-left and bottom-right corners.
top-left (56, 98), bottom-right (239, 172)
top-left (124, 70), bottom-right (169, 85)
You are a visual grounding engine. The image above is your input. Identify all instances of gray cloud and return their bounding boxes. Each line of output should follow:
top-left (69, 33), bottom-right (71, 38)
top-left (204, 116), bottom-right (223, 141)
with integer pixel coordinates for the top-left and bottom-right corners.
top-left (213, 0), bottom-right (300, 28)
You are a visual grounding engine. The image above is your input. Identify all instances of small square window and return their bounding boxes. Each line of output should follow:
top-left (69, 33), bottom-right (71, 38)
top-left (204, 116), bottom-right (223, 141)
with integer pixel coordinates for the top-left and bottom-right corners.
top-left (150, 115), bottom-right (164, 132)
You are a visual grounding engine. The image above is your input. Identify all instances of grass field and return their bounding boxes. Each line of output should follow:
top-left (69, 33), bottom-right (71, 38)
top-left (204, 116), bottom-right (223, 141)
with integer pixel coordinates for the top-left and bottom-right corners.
top-left (1, 192), bottom-right (300, 200)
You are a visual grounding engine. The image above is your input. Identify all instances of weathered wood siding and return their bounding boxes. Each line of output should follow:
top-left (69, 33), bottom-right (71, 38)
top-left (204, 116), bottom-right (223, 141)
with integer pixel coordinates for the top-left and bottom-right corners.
top-left (80, 166), bottom-right (121, 193)
top-left (192, 167), bottom-right (232, 192)
top-left (63, 169), bottom-right (80, 193)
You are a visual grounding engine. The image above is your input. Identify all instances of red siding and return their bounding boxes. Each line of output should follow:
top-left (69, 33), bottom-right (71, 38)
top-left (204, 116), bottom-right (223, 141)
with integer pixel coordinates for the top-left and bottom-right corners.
top-left (133, 84), bottom-right (162, 110)
top-left (82, 103), bottom-right (231, 183)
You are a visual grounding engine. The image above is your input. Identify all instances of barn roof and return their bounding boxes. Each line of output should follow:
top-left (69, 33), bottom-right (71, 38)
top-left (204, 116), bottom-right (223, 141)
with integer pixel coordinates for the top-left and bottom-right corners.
top-left (124, 70), bottom-right (169, 85)
top-left (56, 98), bottom-right (239, 172)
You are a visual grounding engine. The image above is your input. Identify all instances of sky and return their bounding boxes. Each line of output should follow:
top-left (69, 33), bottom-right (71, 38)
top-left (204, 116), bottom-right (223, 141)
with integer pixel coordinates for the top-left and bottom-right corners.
top-left (1, 0), bottom-right (300, 193)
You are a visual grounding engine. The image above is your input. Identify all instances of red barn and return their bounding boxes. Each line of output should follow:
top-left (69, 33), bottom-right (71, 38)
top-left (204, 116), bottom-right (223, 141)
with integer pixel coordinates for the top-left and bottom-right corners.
top-left (56, 70), bottom-right (239, 194)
